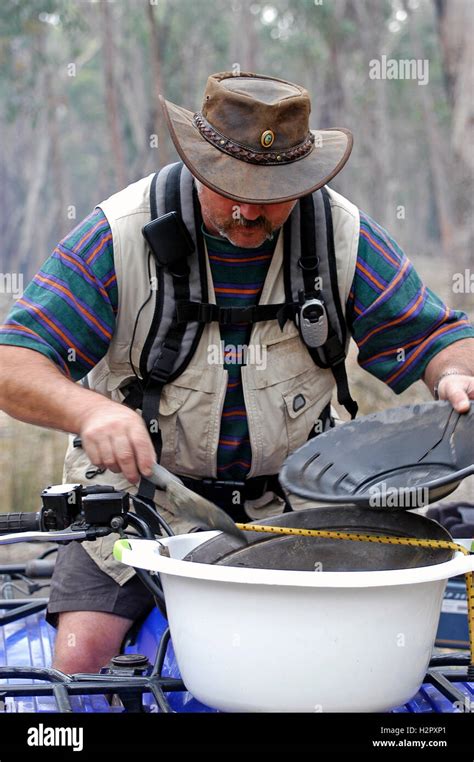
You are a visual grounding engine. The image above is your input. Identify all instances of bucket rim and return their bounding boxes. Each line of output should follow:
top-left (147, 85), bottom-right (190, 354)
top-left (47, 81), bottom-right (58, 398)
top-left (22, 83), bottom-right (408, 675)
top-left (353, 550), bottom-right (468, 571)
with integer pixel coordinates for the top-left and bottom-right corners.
top-left (115, 536), bottom-right (474, 589)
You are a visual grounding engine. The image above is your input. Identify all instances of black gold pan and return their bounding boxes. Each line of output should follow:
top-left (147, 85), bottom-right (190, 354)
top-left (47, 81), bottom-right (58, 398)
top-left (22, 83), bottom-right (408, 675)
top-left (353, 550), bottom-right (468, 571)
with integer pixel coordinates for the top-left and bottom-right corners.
top-left (279, 402), bottom-right (474, 510)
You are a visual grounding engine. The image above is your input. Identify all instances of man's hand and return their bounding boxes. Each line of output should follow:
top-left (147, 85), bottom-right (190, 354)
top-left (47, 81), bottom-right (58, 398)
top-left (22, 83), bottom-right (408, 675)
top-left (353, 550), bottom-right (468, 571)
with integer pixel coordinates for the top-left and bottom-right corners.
top-left (423, 338), bottom-right (474, 414)
top-left (79, 401), bottom-right (156, 484)
top-left (0, 346), bottom-right (156, 484)
top-left (435, 373), bottom-right (473, 414)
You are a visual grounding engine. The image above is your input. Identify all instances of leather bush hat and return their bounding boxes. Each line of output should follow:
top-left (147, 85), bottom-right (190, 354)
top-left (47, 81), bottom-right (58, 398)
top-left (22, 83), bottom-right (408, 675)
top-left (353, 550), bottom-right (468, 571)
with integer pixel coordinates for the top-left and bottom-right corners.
top-left (159, 71), bottom-right (353, 204)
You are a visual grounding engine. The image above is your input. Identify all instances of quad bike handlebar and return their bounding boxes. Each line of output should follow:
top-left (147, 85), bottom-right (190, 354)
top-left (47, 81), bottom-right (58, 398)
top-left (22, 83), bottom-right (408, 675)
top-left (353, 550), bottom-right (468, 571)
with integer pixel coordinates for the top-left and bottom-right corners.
top-left (0, 482), bottom-right (170, 541)
top-left (0, 483), bottom-right (171, 550)
top-left (0, 482), bottom-right (172, 609)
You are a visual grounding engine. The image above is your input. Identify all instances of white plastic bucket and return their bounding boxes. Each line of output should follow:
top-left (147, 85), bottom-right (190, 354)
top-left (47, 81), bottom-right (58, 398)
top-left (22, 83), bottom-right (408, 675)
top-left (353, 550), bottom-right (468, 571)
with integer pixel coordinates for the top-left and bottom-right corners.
top-left (115, 533), bottom-right (474, 712)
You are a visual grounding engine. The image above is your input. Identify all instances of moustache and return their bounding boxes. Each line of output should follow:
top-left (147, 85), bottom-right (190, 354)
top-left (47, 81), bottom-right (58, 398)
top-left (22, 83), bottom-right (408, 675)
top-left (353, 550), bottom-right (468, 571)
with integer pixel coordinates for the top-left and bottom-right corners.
top-left (236, 216), bottom-right (274, 234)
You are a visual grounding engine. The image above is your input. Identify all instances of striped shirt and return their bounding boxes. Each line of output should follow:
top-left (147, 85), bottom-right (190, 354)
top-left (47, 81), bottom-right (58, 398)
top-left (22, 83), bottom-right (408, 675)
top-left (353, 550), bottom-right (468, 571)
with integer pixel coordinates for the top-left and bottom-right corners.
top-left (205, 226), bottom-right (274, 479)
top-left (347, 212), bottom-right (472, 390)
top-left (1, 206), bottom-right (472, 479)
top-left (0, 212), bottom-right (117, 379)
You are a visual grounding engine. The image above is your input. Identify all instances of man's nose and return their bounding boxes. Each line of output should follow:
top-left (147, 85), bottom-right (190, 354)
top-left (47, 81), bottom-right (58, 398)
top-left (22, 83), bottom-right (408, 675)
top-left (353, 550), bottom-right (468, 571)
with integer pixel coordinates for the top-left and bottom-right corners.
top-left (239, 203), bottom-right (264, 220)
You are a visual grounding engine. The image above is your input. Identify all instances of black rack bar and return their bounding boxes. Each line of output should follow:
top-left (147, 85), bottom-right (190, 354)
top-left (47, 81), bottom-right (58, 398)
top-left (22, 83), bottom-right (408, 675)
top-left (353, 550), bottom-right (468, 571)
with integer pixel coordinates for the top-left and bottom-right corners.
top-left (429, 654), bottom-right (470, 668)
top-left (152, 627), bottom-right (171, 678)
top-left (0, 598), bottom-right (49, 625)
top-left (0, 662), bottom-right (185, 713)
top-left (147, 676), bottom-right (174, 713)
top-left (52, 682), bottom-right (74, 713)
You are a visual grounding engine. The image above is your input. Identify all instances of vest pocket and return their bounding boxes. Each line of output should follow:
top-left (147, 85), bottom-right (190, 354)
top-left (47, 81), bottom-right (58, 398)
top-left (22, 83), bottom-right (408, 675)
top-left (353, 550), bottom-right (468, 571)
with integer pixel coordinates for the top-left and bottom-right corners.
top-left (243, 338), bottom-right (335, 476)
top-left (158, 388), bottom-right (188, 472)
top-left (159, 367), bottom-right (227, 477)
top-left (173, 390), bottom-right (214, 476)
top-left (282, 369), bottom-right (333, 452)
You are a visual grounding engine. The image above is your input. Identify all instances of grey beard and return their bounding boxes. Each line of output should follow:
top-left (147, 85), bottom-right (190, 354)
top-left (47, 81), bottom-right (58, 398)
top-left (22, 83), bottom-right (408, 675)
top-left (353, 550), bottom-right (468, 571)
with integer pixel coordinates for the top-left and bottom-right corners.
top-left (217, 224), bottom-right (275, 246)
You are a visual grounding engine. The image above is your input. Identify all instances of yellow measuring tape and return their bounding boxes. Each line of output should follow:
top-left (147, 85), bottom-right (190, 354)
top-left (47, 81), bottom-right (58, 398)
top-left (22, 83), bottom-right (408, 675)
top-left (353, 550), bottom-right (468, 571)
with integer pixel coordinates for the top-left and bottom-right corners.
top-left (236, 522), bottom-right (474, 668)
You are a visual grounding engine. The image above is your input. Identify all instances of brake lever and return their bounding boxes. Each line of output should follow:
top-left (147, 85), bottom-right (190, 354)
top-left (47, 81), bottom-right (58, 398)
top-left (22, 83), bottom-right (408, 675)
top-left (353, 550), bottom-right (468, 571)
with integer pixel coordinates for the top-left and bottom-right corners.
top-left (0, 526), bottom-right (113, 547)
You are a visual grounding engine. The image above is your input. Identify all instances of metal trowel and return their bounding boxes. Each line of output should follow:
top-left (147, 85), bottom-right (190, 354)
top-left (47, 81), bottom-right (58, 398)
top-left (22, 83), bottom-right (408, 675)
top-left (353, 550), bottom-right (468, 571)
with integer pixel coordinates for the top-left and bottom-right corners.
top-left (147, 462), bottom-right (248, 543)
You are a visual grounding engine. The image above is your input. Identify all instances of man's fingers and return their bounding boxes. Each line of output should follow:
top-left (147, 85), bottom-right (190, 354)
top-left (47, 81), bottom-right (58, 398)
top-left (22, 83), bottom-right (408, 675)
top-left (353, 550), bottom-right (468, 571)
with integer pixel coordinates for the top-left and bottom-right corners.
top-left (438, 376), bottom-right (472, 413)
top-left (130, 428), bottom-right (156, 479)
top-left (96, 438), bottom-right (119, 472)
top-left (106, 426), bottom-right (156, 484)
top-left (84, 440), bottom-right (102, 470)
top-left (450, 391), bottom-right (470, 414)
top-left (113, 434), bottom-right (141, 484)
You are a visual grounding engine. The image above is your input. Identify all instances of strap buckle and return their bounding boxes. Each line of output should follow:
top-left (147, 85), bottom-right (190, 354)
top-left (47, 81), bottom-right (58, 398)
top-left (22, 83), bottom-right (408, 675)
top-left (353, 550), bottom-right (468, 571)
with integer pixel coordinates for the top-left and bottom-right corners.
top-left (148, 339), bottom-right (180, 385)
top-left (175, 301), bottom-right (216, 324)
top-left (219, 306), bottom-right (254, 325)
top-left (297, 255), bottom-right (320, 272)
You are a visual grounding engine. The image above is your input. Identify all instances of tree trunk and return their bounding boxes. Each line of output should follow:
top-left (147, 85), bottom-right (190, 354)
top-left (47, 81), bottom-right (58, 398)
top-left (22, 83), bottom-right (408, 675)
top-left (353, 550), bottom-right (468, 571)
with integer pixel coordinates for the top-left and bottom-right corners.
top-left (147, 2), bottom-right (172, 168)
top-left (17, 104), bottom-right (51, 274)
top-left (233, 0), bottom-right (260, 72)
top-left (115, 10), bottom-right (152, 177)
top-left (404, 4), bottom-right (453, 256)
top-left (433, 0), bottom-right (473, 264)
top-left (45, 63), bottom-right (68, 240)
top-left (434, 0), bottom-right (473, 171)
top-left (100, 0), bottom-right (127, 189)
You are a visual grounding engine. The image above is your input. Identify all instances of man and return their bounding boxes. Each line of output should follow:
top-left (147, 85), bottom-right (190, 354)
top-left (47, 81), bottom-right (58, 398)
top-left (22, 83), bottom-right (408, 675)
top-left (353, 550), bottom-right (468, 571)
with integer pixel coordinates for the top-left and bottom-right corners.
top-left (0, 71), bottom-right (473, 674)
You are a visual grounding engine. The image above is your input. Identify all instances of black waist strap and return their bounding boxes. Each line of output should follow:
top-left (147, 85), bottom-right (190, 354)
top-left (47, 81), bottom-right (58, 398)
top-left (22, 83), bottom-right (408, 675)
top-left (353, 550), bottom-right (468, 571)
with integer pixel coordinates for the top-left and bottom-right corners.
top-left (178, 474), bottom-right (292, 523)
top-left (175, 301), bottom-right (288, 326)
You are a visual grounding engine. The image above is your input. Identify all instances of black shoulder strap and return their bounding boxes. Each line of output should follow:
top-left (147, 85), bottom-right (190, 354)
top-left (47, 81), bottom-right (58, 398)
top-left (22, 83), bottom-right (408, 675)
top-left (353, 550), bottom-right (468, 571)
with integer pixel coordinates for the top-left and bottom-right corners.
top-left (137, 163), bottom-right (197, 508)
top-left (283, 189), bottom-right (358, 419)
top-left (141, 163), bottom-right (186, 449)
top-left (321, 188), bottom-right (358, 419)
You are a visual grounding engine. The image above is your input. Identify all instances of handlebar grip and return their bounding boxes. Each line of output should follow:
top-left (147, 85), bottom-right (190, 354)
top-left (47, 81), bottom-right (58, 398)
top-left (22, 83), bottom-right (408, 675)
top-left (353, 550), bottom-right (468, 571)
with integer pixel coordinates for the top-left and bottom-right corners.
top-left (0, 512), bottom-right (41, 534)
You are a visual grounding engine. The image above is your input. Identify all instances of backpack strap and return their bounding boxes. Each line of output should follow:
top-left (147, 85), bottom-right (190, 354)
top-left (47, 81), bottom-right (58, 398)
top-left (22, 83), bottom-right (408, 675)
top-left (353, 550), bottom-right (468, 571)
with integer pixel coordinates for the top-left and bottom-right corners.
top-left (282, 188), bottom-right (358, 419)
top-left (320, 188), bottom-right (358, 419)
top-left (136, 162), bottom-right (208, 506)
top-left (140, 163), bottom-right (208, 383)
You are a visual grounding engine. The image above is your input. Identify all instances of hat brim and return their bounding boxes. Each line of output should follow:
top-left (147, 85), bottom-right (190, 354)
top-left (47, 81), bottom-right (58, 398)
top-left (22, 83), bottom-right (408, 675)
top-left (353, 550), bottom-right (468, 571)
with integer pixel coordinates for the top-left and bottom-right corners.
top-left (160, 95), bottom-right (353, 204)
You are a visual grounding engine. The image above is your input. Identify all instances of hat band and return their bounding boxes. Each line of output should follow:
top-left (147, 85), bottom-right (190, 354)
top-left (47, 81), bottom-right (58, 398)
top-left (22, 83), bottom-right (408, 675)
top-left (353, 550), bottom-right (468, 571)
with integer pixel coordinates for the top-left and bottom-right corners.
top-left (193, 112), bottom-right (315, 166)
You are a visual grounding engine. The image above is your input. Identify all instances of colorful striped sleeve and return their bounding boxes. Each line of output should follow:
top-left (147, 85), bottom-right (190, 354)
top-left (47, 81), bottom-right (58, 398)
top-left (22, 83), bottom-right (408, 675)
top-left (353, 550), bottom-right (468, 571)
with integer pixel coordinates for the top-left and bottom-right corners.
top-left (347, 212), bottom-right (474, 393)
top-left (0, 209), bottom-right (117, 381)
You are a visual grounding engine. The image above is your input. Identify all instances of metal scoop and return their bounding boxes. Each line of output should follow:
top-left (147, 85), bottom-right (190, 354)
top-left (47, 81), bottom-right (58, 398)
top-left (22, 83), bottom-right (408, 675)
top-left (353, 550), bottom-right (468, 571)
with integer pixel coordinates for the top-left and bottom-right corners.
top-left (148, 463), bottom-right (247, 543)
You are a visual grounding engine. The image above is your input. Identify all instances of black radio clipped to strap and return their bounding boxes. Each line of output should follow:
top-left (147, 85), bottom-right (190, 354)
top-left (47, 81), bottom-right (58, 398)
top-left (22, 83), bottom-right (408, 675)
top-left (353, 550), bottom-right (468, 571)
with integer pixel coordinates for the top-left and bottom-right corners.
top-left (296, 296), bottom-right (329, 349)
top-left (142, 211), bottom-right (194, 275)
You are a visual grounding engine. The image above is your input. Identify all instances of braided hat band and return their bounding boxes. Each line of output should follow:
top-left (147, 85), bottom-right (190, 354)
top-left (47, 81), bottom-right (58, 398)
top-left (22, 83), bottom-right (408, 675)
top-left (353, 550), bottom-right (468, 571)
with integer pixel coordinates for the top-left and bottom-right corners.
top-left (193, 112), bottom-right (316, 166)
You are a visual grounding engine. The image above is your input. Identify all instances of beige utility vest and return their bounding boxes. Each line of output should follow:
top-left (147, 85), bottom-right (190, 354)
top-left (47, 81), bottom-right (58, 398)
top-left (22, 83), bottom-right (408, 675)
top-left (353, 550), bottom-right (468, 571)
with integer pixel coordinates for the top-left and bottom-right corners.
top-left (62, 173), bottom-right (359, 580)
